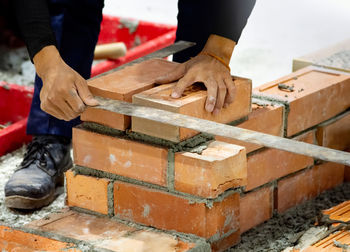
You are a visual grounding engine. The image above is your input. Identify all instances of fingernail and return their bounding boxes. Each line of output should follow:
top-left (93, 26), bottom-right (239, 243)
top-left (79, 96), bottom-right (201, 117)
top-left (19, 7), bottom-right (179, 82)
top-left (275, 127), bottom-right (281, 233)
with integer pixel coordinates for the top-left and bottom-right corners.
top-left (213, 108), bottom-right (220, 115)
top-left (208, 96), bottom-right (215, 102)
top-left (206, 103), bottom-right (214, 112)
top-left (171, 92), bottom-right (180, 98)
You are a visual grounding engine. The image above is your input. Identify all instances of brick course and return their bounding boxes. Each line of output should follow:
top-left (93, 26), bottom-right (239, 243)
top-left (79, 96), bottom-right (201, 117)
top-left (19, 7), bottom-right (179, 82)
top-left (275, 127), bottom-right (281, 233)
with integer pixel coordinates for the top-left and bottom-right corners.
top-left (246, 131), bottom-right (315, 191)
top-left (83, 59), bottom-right (178, 130)
top-left (316, 111), bottom-right (350, 151)
top-left (254, 66), bottom-right (350, 136)
top-left (73, 127), bottom-right (168, 186)
top-left (277, 162), bottom-right (344, 213)
top-left (216, 102), bottom-right (284, 153)
top-left (240, 186), bottom-right (274, 233)
top-left (114, 181), bottom-right (239, 239)
top-left (132, 77), bottom-right (252, 142)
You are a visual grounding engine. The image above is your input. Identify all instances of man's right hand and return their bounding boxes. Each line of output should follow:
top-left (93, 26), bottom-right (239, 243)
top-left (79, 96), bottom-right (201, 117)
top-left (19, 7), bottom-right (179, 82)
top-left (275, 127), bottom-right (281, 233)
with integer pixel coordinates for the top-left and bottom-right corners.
top-left (33, 45), bottom-right (99, 121)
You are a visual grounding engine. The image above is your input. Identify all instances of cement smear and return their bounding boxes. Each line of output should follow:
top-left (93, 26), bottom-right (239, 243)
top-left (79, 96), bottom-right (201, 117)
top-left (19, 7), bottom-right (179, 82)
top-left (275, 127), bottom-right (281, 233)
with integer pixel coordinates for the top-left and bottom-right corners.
top-left (230, 182), bottom-right (350, 252)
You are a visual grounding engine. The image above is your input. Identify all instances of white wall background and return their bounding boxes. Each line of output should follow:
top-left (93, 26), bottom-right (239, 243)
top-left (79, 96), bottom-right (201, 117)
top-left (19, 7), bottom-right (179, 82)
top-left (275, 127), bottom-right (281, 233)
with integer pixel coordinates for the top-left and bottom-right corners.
top-left (103, 0), bottom-right (350, 87)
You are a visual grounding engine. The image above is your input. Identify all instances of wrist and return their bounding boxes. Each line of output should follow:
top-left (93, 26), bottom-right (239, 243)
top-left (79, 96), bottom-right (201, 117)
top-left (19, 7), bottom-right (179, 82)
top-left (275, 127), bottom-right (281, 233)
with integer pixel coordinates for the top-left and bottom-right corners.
top-left (201, 34), bottom-right (236, 64)
top-left (33, 45), bottom-right (62, 78)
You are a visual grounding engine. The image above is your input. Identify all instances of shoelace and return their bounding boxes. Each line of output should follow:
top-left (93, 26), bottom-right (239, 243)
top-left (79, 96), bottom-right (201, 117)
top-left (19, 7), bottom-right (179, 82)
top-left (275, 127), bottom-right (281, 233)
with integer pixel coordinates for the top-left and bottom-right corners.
top-left (20, 137), bottom-right (57, 169)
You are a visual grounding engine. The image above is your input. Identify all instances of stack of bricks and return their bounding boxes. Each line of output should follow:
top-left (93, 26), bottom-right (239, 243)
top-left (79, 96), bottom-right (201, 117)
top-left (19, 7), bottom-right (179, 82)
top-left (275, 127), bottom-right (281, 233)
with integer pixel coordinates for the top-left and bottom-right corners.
top-left (5, 54), bottom-right (350, 251)
top-left (66, 57), bottom-right (350, 250)
top-left (219, 65), bottom-right (350, 234)
top-left (65, 58), bottom-right (253, 251)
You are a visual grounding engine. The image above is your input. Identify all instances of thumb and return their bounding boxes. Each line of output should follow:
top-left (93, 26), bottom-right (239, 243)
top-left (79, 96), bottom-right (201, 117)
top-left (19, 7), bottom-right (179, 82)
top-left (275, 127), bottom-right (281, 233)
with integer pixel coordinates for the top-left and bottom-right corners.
top-left (155, 64), bottom-right (186, 84)
top-left (76, 79), bottom-right (99, 106)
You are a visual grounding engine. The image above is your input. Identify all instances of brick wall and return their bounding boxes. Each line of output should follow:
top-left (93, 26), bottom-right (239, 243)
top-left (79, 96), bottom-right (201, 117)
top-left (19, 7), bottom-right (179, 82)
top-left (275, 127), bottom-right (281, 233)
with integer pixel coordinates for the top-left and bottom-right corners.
top-left (65, 60), bottom-right (350, 251)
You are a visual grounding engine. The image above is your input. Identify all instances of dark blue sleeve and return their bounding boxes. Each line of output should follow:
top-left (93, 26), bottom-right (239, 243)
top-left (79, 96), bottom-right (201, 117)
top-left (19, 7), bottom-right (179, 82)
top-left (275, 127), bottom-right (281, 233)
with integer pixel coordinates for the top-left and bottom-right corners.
top-left (174, 0), bottom-right (256, 63)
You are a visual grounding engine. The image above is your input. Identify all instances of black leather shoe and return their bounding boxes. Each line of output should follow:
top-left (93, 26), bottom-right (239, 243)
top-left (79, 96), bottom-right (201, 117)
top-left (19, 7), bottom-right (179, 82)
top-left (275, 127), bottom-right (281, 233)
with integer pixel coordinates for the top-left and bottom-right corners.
top-left (4, 135), bottom-right (72, 209)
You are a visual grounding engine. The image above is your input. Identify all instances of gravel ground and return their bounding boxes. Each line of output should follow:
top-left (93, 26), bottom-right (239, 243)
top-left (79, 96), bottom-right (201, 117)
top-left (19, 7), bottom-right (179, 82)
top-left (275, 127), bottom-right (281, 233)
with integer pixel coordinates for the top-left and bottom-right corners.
top-left (0, 46), bottom-right (35, 86)
top-left (231, 183), bottom-right (350, 252)
top-left (0, 147), bottom-right (65, 227)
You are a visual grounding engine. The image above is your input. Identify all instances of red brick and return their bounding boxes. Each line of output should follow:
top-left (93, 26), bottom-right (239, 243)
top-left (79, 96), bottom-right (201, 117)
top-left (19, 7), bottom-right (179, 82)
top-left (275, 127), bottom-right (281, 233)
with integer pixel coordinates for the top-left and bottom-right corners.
top-left (277, 168), bottom-right (317, 213)
top-left (246, 131), bottom-right (315, 191)
top-left (316, 162), bottom-right (344, 193)
top-left (26, 209), bottom-right (196, 251)
top-left (0, 225), bottom-right (76, 251)
top-left (174, 141), bottom-right (247, 198)
top-left (345, 166), bottom-right (350, 182)
top-left (216, 102), bottom-right (284, 153)
top-left (73, 127), bottom-right (168, 186)
top-left (211, 230), bottom-right (240, 252)
top-left (254, 66), bottom-right (350, 136)
top-left (316, 111), bottom-right (350, 151)
top-left (344, 149), bottom-right (350, 182)
top-left (65, 170), bottom-right (110, 215)
top-left (132, 76), bottom-right (251, 142)
top-left (114, 181), bottom-right (239, 239)
top-left (83, 59), bottom-right (178, 130)
top-left (277, 162), bottom-right (344, 213)
top-left (240, 186), bottom-right (274, 233)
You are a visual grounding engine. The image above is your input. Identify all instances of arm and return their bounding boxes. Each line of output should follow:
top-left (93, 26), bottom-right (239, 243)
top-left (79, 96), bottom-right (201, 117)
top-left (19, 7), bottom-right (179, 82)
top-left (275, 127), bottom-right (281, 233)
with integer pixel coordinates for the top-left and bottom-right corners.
top-left (156, 0), bottom-right (256, 114)
top-left (13, 0), bottom-right (98, 121)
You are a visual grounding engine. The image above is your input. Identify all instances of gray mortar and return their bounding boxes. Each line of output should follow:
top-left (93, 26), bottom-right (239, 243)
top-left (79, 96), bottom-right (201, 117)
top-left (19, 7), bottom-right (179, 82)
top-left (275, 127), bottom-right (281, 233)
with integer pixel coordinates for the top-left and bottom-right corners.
top-left (82, 122), bottom-right (213, 153)
top-left (73, 165), bottom-right (242, 209)
top-left (107, 182), bottom-right (114, 217)
top-left (167, 150), bottom-right (175, 190)
top-left (230, 182), bottom-right (350, 252)
top-left (252, 93), bottom-right (290, 137)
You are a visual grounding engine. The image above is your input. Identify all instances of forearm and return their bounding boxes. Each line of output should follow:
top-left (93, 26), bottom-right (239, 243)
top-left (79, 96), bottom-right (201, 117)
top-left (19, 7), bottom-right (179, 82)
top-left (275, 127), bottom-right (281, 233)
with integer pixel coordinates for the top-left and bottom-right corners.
top-left (12, 0), bottom-right (56, 61)
top-left (174, 0), bottom-right (256, 62)
top-left (201, 34), bottom-right (236, 65)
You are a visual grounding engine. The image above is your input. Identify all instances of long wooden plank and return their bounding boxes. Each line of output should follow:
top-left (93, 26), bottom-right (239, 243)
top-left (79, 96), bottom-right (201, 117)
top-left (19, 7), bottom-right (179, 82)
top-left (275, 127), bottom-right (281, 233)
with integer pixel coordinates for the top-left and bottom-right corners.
top-left (94, 97), bottom-right (350, 166)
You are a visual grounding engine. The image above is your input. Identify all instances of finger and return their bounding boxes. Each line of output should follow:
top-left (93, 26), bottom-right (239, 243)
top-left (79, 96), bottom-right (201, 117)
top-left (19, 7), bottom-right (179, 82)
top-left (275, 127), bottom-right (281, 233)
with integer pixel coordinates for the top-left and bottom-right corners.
top-left (41, 100), bottom-right (67, 120)
top-left (55, 98), bottom-right (80, 121)
top-left (171, 74), bottom-right (195, 98)
top-left (65, 89), bottom-right (86, 114)
top-left (75, 78), bottom-right (99, 106)
top-left (223, 77), bottom-right (236, 108)
top-left (213, 79), bottom-right (227, 115)
top-left (204, 78), bottom-right (217, 113)
top-left (155, 64), bottom-right (186, 84)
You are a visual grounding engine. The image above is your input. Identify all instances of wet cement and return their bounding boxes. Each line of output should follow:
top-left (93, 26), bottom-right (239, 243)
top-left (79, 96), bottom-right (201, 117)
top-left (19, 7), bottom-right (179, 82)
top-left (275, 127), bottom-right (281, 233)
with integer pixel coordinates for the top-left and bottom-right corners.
top-left (230, 182), bottom-right (350, 252)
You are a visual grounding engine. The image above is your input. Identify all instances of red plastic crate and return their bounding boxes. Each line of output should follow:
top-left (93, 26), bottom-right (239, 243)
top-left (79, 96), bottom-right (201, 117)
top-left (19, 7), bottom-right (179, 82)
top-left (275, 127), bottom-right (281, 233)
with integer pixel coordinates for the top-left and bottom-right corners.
top-left (91, 15), bottom-right (177, 77)
top-left (0, 82), bottom-right (33, 156)
top-left (0, 15), bottom-right (175, 156)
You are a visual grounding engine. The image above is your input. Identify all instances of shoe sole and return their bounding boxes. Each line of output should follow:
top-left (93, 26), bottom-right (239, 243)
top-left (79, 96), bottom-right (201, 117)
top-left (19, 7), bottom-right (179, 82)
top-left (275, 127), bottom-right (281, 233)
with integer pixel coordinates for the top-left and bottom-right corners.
top-left (5, 162), bottom-right (72, 210)
top-left (5, 191), bottom-right (56, 210)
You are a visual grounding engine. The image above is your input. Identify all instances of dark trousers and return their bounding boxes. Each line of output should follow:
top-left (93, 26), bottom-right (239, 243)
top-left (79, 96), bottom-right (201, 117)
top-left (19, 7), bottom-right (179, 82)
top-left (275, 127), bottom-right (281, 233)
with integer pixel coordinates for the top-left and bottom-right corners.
top-left (26, 0), bottom-right (103, 138)
top-left (26, 0), bottom-right (254, 138)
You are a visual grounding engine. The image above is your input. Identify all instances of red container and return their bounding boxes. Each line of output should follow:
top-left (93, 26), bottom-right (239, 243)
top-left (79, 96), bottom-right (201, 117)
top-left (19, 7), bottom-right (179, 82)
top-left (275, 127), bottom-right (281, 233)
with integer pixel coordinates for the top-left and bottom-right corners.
top-left (91, 15), bottom-right (177, 77)
top-left (0, 15), bottom-right (175, 156)
top-left (0, 82), bottom-right (33, 156)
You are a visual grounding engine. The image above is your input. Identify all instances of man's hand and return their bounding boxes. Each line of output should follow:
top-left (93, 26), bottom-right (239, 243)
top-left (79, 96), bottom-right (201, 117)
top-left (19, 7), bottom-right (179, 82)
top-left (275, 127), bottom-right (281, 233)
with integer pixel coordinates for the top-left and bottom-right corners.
top-left (155, 34), bottom-right (236, 115)
top-left (33, 46), bottom-right (98, 121)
